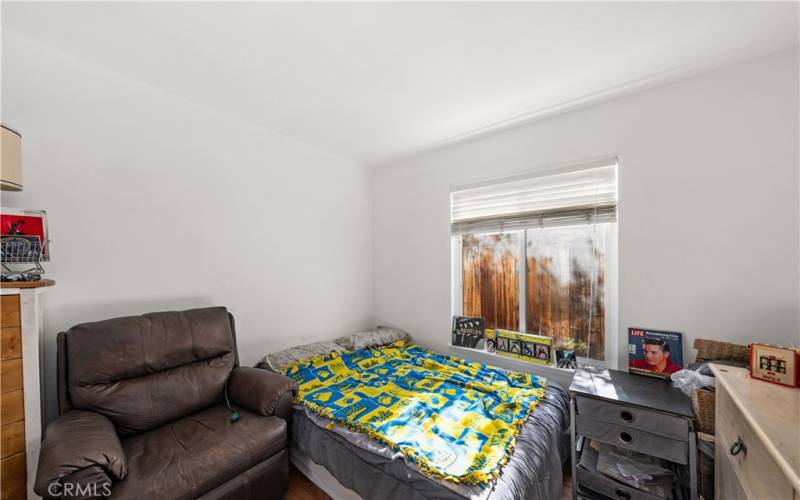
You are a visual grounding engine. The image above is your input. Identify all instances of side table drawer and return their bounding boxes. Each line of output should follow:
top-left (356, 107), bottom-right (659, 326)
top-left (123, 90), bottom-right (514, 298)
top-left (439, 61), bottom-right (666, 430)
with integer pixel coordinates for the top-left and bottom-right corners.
top-left (577, 414), bottom-right (688, 464)
top-left (576, 395), bottom-right (688, 440)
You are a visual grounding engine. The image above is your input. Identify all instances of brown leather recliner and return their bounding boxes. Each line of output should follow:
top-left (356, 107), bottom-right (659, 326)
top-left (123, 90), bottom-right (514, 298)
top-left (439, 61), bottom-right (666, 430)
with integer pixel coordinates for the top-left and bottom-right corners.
top-left (35, 307), bottom-right (297, 500)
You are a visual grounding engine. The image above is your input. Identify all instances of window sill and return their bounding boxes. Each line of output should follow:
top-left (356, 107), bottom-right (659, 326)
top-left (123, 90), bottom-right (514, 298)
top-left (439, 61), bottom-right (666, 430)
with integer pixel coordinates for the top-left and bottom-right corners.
top-left (446, 344), bottom-right (606, 389)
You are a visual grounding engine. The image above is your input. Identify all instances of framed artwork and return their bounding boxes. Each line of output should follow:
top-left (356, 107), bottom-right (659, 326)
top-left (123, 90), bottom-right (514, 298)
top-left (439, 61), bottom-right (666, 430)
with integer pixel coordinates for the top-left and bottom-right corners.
top-left (750, 343), bottom-right (799, 387)
top-left (495, 329), bottom-right (553, 366)
top-left (628, 327), bottom-right (684, 379)
top-left (556, 350), bottom-right (577, 369)
top-left (451, 316), bottom-right (486, 350)
top-left (485, 329), bottom-right (496, 352)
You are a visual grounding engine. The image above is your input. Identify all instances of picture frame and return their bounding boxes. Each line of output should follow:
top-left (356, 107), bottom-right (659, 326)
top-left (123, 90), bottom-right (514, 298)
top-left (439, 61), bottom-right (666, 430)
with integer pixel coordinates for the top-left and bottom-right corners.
top-left (628, 327), bottom-right (684, 379)
top-left (556, 350), bottom-right (577, 369)
top-left (451, 316), bottom-right (486, 350)
top-left (485, 329), bottom-right (496, 352)
top-left (495, 329), bottom-right (553, 366)
top-left (749, 343), bottom-right (799, 388)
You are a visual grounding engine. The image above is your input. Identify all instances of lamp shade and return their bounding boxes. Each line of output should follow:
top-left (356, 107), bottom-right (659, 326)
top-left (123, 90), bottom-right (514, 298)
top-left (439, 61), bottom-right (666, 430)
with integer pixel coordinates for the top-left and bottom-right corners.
top-left (1, 125), bottom-right (22, 191)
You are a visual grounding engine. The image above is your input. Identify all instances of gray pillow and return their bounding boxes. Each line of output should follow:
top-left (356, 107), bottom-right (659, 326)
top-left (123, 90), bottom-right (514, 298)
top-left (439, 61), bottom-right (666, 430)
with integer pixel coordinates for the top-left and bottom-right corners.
top-left (260, 341), bottom-right (346, 372)
top-left (334, 326), bottom-right (409, 351)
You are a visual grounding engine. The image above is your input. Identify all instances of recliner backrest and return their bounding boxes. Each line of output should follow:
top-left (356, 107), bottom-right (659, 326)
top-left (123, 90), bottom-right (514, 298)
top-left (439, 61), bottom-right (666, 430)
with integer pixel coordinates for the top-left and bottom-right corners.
top-left (58, 307), bottom-right (237, 436)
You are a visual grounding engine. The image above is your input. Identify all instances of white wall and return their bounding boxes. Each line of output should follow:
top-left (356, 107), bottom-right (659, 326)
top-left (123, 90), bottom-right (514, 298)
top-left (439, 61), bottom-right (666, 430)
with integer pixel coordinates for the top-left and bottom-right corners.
top-left (3, 32), bottom-right (798, 419)
top-left (1, 32), bottom-right (373, 422)
top-left (373, 48), bottom-right (800, 381)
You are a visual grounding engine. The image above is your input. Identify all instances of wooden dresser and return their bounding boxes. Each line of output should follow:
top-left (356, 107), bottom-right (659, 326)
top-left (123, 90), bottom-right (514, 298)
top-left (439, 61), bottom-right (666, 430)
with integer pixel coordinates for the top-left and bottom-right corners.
top-left (711, 364), bottom-right (800, 500)
top-left (0, 280), bottom-right (53, 500)
top-left (2, 294), bottom-right (26, 500)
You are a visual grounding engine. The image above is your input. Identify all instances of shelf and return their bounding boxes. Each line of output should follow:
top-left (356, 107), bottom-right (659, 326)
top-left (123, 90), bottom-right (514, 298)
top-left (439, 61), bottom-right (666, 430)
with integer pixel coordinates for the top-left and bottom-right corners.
top-left (0, 279), bottom-right (55, 289)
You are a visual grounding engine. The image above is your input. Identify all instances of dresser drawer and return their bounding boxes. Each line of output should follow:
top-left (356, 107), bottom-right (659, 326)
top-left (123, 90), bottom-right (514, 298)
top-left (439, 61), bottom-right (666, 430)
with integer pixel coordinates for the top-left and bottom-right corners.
top-left (0, 296), bottom-right (20, 328)
top-left (0, 359), bottom-right (22, 393)
top-left (0, 327), bottom-right (21, 360)
top-left (717, 386), bottom-right (794, 500)
top-left (576, 395), bottom-right (688, 440)
top-left (0, 420), bottom-right (24, 459)
top-left (0, 452), bottom-right (26, 500)
top-left (577, 414), bottom-right (688, 464)
top-left (0, 389), bottom-right (24, 424)
top-left (716, 431), bottom-right (752, 500)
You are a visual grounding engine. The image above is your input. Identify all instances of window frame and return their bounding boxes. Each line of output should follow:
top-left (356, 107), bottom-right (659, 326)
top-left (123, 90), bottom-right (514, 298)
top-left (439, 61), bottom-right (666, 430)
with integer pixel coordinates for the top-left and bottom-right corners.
top-left (451, 223), bottom-right (618, 369)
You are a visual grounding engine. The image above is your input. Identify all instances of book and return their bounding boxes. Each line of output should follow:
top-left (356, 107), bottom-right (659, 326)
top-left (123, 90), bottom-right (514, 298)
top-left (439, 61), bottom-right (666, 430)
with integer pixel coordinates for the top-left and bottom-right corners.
top-left (628, 327), bottom-right (684, 378)
top-left (451, 316), bottom-right (485, 349)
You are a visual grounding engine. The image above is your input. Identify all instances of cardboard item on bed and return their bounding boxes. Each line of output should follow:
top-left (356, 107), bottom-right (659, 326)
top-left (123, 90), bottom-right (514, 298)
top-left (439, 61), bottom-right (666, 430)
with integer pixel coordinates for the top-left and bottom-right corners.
top-left (495, 329), bottom-right (552, 365)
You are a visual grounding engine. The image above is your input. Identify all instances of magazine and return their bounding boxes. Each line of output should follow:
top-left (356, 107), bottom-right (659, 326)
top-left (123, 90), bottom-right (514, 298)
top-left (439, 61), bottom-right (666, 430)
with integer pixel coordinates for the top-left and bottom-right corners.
top-left (628, 327), bottom-right (684, 378)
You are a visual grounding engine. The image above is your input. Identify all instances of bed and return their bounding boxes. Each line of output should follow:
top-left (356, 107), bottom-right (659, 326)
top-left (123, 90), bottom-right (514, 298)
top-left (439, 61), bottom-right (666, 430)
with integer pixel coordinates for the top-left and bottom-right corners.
top-left (263, 337), bottom-right (571, 500)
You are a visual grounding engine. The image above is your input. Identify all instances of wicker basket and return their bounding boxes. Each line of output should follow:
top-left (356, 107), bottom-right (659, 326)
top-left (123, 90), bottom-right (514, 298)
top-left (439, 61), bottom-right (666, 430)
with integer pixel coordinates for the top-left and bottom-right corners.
top-left (693, 338), bottom-right (749, 364)
top-left (690, 338), bottom-right (748, 436)
top-left (692, 388), bottom-right (716, 434)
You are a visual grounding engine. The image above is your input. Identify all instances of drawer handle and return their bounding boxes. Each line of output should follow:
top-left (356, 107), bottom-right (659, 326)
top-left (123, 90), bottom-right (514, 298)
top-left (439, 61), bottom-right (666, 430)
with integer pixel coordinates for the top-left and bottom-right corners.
top-left (618, 431), bottom-right (634, 445)
top-left (730, 436), bottom-right (747, 456)
top-left (620, 410), bottom-right (634, 423)
top-left (615, 488), bottom-right (632, 500)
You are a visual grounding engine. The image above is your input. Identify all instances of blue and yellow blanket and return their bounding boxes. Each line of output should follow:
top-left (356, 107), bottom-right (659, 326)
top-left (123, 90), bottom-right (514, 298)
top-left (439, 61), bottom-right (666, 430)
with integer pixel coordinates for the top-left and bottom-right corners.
top-left (282, 340), bottom-right (546, 485)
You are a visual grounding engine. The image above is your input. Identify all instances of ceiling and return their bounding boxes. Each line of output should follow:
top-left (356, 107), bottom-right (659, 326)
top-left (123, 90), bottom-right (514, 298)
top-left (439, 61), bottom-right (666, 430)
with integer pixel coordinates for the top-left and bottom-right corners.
top-left (3, 2), bottom-right (798, 166)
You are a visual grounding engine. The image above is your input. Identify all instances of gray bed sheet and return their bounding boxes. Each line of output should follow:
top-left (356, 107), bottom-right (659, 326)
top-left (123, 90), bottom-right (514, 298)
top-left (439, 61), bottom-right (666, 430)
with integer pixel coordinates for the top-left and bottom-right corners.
top-left (291, 382), bottom-right (571, 500)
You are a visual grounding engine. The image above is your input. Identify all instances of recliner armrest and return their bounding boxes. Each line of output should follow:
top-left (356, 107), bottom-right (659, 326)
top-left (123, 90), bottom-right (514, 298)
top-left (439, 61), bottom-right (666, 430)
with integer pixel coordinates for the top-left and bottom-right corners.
top-left (35, 410), bottom-right (127, 497)
top-left (228, 367), bottom-right (297, 417)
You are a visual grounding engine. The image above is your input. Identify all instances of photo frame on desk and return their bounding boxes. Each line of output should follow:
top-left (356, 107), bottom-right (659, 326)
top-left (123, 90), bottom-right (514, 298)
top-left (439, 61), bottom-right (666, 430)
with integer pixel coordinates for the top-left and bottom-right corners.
top-left (628, 327), bottom-right (684, 378)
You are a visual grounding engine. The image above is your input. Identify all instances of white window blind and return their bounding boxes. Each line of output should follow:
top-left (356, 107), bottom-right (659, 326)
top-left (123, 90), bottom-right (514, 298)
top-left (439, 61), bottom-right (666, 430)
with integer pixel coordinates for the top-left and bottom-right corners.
top-left (450, 161), bottom-right (617, 234)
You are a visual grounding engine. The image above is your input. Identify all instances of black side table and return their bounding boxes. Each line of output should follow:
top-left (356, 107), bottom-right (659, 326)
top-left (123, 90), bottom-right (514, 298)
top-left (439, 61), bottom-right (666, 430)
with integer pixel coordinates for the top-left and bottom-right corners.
top-left (569, 366), bottom-right (697, 500)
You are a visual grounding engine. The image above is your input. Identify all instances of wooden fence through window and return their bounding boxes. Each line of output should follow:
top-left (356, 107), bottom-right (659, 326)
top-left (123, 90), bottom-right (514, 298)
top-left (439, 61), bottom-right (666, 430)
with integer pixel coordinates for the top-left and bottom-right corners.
top-left (462, 228), bottom-right (605, 360)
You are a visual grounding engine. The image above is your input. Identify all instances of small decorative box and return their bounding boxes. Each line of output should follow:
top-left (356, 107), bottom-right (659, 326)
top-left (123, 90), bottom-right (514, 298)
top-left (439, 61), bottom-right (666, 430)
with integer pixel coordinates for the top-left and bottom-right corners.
top-left (749, 343), bottom-right (799, 388)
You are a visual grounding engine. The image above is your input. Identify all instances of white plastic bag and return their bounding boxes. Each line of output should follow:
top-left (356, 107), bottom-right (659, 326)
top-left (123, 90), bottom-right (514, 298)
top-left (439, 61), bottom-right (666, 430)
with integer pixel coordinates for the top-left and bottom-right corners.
top-left (671, 369), bottom-right (715, 396)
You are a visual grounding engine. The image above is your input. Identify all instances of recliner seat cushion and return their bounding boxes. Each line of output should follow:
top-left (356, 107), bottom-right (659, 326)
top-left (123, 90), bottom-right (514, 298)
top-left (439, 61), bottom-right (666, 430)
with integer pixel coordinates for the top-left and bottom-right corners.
top-left (64, 307), bottom-right (236, 436)
top-left (111, 404), bottom-right (287, 500)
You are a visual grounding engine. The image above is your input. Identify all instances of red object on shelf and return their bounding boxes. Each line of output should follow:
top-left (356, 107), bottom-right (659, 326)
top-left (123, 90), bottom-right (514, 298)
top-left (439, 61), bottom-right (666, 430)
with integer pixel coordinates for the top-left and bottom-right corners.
top-left (1, 208), bottom-right (48, 259)
top-left (749, 343), bottom-right (799, 388)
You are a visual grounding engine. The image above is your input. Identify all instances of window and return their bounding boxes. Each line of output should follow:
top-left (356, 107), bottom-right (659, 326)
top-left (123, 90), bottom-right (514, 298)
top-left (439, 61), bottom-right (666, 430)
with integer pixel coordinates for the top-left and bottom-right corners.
top-left (451, 160), bottom-right (618, 363)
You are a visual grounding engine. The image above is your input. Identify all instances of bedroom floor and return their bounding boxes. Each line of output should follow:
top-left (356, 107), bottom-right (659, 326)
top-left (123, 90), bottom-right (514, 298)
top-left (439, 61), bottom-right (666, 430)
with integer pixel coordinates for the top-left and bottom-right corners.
top-left (286, 465), bottom-right (574, 500)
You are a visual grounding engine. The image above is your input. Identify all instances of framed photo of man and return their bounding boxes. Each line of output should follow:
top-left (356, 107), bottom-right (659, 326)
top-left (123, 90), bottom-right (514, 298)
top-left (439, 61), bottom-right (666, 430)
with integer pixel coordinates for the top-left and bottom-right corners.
top-left (628, 327), bottom-right (684, 378)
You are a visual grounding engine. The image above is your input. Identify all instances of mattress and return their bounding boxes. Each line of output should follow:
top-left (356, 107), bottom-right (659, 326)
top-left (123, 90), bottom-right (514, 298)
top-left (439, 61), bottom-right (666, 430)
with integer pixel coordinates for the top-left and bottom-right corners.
top-left (291, 381), bottom-right (571, 500)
